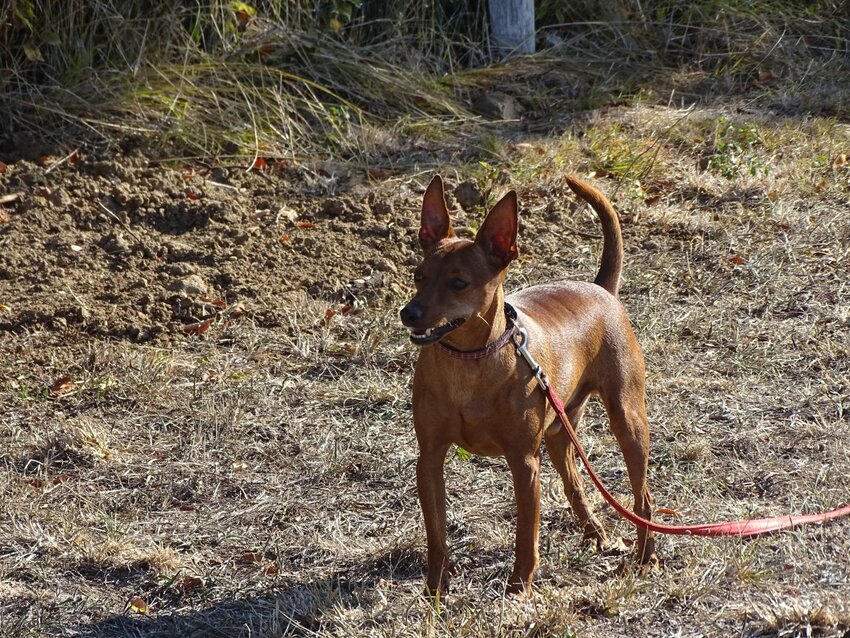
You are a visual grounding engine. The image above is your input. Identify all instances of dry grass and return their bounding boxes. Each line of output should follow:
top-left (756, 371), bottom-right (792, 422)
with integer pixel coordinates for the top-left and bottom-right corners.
top-left (2, 1), bottom-right (849, 161)
top-left (2, 100), bottom-right (850, 637)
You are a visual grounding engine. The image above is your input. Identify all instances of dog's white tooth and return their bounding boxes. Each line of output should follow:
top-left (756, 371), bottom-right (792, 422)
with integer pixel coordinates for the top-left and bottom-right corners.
top-left (425, 328), bottom-right (432, 337)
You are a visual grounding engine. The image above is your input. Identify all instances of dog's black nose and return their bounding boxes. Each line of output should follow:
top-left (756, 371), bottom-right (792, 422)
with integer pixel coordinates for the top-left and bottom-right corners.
top-left (400, 302), bottom-right (423, 326)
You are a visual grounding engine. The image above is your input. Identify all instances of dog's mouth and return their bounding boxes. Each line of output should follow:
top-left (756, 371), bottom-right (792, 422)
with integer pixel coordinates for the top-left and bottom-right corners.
top-left (408, 318), bottom-right (466, 346)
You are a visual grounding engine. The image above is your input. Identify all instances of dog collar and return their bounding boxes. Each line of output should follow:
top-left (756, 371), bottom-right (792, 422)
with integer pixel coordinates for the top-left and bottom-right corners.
top-left (435, 303), bottom-right (518, 360)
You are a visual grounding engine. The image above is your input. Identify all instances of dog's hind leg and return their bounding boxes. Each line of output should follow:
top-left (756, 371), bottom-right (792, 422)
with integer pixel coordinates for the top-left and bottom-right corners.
top-left (601, 386), bottom-right (657, 565)
top-left (545, 399), bottom-right (609, 548)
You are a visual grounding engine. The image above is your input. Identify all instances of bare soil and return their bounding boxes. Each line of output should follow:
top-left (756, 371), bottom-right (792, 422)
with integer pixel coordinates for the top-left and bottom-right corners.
top-left (1, 104), bottom-right (850, 637)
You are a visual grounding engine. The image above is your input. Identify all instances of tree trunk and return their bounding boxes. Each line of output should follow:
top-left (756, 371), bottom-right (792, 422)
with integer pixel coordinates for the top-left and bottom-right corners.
top-left (487, 0), bottom-right (535, 57)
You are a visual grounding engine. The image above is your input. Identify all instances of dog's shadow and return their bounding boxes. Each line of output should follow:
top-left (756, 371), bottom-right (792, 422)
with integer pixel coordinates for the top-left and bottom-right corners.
top-left (71, 545), bottom-right (429, 638)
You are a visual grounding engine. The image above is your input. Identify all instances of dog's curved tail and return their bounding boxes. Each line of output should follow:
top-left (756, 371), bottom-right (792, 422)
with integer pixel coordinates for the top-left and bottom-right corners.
top-left (564, 175), bottom-right (624, 297)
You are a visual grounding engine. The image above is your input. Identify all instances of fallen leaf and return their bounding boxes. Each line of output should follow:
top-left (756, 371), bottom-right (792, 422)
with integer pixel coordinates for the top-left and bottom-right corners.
top-left (183, 318), bottom-right (214, 335)
top-left (185, 191), bottom-right (202, 201)
top-left (0, 160), bottom-right (6, 173)
top-left (728, 254), bottom-right (747, 266)
top-left (767, 190), bottom-right (778, 201)
top-left (199, 296), bottom-right (227, 308)
top-left (265, 564), bottom-right (280, 576)
top-left (0, 211), bottom-right (10, 224)
top-left (175, 502), bottom-right (197, 512)
top-left (250, 157), bottom-right (267, 170)
top-left (24, 43), bottom-right (44, 62)
top-left (242, 552), bottom-right (264, 564)
top-left (644, 194), bottom-right (661, 206)
top-left (656, 507), bottom-right (680, 517)
top-left (832, 153), bottom-right (847, 171)
top-left (128, 596), bottom-right (148, 614)
top-left (180, 576), bottom-right (205, 592)
top-left (324, 308), bottom-right (336, 322)
top-left (297, 221), bottom-right (315, 229)
top-left (279, 235), bottom-right (291, 243)
top-left (51, 375), bottom-right (76, 396)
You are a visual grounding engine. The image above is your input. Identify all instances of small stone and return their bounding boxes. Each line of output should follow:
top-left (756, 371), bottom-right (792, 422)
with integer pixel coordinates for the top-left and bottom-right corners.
top-left (371, 260), bottom-right (397, 273)
top-left (321, 198), bottom-right (346, 218)
top-left (277, 205), bottom-right (299, 225)
top-left (369, 223), bottom-right (390, 238)
top-left (101, 232), bottom-right (131, 254)
top-left (168, 274), bottom-right (208, 297)
top-left (164, 240), bottom-right (195, 261)
top-left (470, 92), bottom-right (523, 120)
top-left (49, 188), bottom-right (72, 208)
top-left (454, 180), bottom-right (484, 211)
top-left (371, 201), bottom-right (393, 218)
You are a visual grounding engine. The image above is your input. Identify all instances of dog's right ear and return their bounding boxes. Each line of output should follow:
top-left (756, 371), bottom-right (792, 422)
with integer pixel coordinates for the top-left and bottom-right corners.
top-left (419, 175), bottom-right (454, 253)
top-left (475, 190), bottom-right (518, 267)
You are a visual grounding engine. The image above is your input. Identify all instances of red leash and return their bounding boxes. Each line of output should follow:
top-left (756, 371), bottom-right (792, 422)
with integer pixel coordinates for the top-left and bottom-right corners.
top-left (544, 384), bottom-right (850, 536)
top-left (509, 316), bottom-right (850, 537)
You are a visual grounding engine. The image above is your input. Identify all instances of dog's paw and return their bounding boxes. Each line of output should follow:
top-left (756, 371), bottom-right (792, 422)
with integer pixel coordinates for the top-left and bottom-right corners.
top-left (637, 551), bottom-right (661, 575)
top-left (423, 581), bottom-right (450, 599)
top-left (505, 578), bottom-right (533, 597)
top-left (599, 535), bottom-right (630, 556)
top-left (580, 522), bottom-right (609, 551)
top-left (613, 552), bottom-right (661, 577)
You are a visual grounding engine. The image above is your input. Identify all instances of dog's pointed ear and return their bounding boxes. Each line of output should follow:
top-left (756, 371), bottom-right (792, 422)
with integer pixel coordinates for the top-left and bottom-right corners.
top-left (419, 175), bottom-right (454, 253)
top-left (475, 190), bottom-right (518, 266)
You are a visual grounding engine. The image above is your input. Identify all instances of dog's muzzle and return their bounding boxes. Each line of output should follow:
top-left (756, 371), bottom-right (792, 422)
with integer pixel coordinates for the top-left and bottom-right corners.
top-left (400, 302), bottom-right (465, 346)
top-left (407, 317), bottom-right (466, 345)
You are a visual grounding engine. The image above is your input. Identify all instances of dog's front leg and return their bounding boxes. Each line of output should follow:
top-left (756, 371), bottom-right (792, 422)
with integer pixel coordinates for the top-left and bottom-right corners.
top-left (416, 441), bottom-right (452, 594)
top-left (506, 450), bottom-right (541, 594)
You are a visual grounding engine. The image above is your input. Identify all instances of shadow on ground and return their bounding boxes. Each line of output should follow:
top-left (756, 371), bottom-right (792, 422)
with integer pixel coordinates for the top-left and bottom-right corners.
top-left (74, 545), bottom-right (426, 637)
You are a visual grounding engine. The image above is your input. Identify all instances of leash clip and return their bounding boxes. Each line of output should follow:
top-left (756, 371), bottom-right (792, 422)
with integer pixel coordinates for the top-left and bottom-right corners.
top-left (511, 323), bottom-right (550, 390)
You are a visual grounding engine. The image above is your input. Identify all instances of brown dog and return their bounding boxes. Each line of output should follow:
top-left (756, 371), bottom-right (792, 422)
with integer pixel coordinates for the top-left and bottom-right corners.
top-left (400, 174), bottom-right (657, 594)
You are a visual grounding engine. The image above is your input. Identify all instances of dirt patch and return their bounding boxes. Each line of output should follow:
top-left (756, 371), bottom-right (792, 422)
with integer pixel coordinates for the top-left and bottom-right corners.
top-left (0, 151), bottom-right (429, 342)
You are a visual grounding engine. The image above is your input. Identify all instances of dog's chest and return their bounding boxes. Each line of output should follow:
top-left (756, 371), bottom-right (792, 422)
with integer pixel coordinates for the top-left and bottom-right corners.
top-left (454, 402), bottom-right (509, 456)
top-left (435, 380), bottom-right (531, 456)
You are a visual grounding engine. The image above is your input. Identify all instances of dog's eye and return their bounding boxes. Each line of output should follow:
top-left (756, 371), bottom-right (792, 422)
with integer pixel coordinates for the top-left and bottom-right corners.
top-left (451, 278), bottom-right (468, 290)
top-left (414, 271), bottom-right (425, 283)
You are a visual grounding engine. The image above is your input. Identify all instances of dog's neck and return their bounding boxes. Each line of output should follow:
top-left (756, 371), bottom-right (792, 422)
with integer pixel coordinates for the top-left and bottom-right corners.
top-left (440, 286), bottom-right (507, 352)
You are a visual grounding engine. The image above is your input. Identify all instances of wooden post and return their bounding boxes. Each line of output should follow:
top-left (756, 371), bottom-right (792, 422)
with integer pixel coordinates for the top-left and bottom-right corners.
top-left (487, 0), bottom-right (536, 57)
